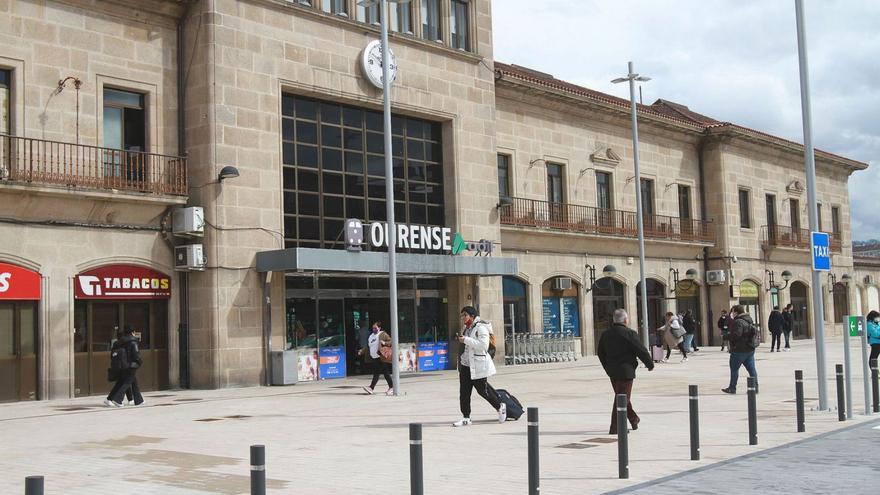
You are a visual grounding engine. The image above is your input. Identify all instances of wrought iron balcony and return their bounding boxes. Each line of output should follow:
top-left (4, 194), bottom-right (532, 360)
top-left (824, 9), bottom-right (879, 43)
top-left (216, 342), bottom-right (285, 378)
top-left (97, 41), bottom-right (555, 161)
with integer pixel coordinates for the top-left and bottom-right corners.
top-left (761, 224), bottom-right (842, 253)
top-left (0, 133), bottom-right (187, 196)
top-left (499, 196), bottom-right (715, 244)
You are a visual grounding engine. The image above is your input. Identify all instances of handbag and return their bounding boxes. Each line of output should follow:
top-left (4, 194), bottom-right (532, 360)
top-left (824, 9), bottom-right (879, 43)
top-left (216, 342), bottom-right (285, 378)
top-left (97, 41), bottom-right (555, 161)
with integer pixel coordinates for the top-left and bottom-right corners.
top-left (671, 326), bottom-right (686, 339)
top-left (379, 344), bottom-right (393, 363)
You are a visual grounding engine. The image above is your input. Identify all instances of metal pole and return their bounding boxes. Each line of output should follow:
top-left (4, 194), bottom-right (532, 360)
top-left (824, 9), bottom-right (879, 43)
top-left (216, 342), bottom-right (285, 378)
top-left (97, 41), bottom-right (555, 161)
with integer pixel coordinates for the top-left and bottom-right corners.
top-left (689, 385), bottom-right (700, 460)
top-left (835, 364), bottom-right (845, 421)
top-left (747, 377), bottom-right (758, 445)
top-left (24, 476), bottom-right (44, 495)
top-left (843, 315), bottom-right (853, 419)
top-left (871, 358), bottom-right (879, 413)
top-left (380, 0), bottom-right (400, 396)
top-left (409, 423), bottom-right (424, 495)
top-left (509, 303), bottom-right (517, 366)
top-left (250, 445), bottom-right (266, 495)
top-left (795, 370), bottom-right (806, 432)
top-left (795, 0), bottom-right (828, 412)
top-left (859, 316), bottom-right (871, 415)
top-left (617, 394), bottom-right (629, 478)
top-left (626, 61), bottom-right (650, 349)
top-left (527, 407), bottom-right (540, 495)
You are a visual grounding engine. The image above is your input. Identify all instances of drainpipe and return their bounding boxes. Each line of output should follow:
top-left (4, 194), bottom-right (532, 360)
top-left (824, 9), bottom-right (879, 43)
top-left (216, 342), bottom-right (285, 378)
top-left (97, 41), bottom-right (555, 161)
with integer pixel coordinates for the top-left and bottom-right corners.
top-left (697, 137), bottom-right (714, 346)
top-left (176, 1), bottom-right (193, 389)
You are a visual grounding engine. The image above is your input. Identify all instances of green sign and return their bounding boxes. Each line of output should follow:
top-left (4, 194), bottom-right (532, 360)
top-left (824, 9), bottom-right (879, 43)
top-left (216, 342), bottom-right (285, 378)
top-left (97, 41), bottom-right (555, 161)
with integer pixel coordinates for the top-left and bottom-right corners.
top-left (848, 316), bottom-right (862, 337)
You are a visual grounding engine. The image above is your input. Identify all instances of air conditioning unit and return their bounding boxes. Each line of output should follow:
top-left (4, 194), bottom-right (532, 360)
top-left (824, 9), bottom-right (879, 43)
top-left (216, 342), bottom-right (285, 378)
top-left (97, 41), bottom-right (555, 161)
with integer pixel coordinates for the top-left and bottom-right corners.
top-left (551, 277), bottom-right (572, 290)
top-left (175, 244), bottom-right (206, 271)
top-left (706, 270), bottom-right (727, 285)
top-left (172, 207), bottom-right (205, 237)
top-left (865, 275), bottom-right (875, 285)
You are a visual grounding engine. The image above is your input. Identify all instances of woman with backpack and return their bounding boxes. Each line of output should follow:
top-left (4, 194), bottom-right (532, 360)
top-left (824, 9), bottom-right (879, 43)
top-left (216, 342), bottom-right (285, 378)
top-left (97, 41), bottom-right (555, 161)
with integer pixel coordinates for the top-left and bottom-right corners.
top-left (453, 306), bottom-right (506, 427)
top-left (660, 312), bottom-right (688, 363)
top-left (362, 321), bottom-right (393, 395)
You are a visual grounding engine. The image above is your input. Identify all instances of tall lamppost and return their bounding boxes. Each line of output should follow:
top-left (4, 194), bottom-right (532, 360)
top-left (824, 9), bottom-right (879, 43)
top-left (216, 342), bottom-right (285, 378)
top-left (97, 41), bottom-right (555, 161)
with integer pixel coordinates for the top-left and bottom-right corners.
top-left (359, 0), bottom-right (410, 396)
top-left (612, 62), bottom-right (651, 348)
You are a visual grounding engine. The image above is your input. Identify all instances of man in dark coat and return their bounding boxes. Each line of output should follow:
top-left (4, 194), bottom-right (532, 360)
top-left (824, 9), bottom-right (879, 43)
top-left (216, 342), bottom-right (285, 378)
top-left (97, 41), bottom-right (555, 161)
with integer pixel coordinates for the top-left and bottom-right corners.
top-left (722, 305), bottom-right (758, 394)
top-left (597, 308), bottom-right (654, 434)
top-left (105, 325), bottom-right (144, 407)
top-left (768, 306), bottom-right (785, 352)
top-left (782, 304), bottom-right (794, 351)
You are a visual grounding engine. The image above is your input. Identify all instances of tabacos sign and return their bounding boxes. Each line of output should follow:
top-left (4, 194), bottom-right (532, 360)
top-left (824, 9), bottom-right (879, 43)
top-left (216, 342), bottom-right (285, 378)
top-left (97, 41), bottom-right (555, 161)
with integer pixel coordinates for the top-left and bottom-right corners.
top-left (0, 263), bottom-right (41, 300)
top-left (366, 222), bottom-right (494, 255)
top-left (75, 264), bottom-right (171, 299)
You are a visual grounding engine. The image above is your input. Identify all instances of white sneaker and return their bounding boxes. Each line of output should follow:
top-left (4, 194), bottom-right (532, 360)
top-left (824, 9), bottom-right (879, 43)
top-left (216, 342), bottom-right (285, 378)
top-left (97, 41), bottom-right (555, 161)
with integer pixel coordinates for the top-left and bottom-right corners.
top-left (498, 402), bottom-right (507, 423)
top-left (681, 356), bottom-right (688, 363)
top-left (385, 389), bottom-right (394, 396)
top-left (362, 386), bottom-right (374, 395)
top-left (784, 348), bottom-right (791, 352)
top-left (452, 418), bottom-right (472, 427)
top-left (661, 358), bottom-right (669, 363)
top-left (127, 400), bottom-right (145, 407)
top-left (103, 399), bottom-right (122, 408)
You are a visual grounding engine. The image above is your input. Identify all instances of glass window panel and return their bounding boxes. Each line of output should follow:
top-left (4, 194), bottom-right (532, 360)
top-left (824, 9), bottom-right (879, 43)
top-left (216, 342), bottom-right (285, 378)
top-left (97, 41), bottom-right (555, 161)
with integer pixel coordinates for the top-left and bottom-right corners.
top-left (295, 97), bottom-right (317, 120)
top-left (393, 157), bottom-right (405, 179)
top-left (497, 154), bottom-right (510, 198)
top-left (367, 154), bottom-right (385, 176)
top-left (421, 0), bottom-right (442, 41)
top-left (324, 219), bottom-right (344, 243)
top-left (408, 160), bottom-right (425, 181)
top-left (426, 142), bottom-right (442, 162)
top-left (409, 204), bottom-right (426, 224)
top-left (322, 0), bottom-right (347, 15)
top-left (739, 189), bottom-right (751, 228)
top-left (287, 276), bottom-right (315, 290)
top-left (428, 123), bottom-right (441, 142)
top-left (408, 182), bottom-right (426, 203)
top-left (392, 136), bottom-right (404, 157)
top-left (103, 107), bottom-right (123, 150)
top-left (104, 88), bottom-right (143, 108)
top-left (343, 129), bottom-right (363, 151)
top-left (368, 178), bottom-right (386, 199)
top-left (298, 193), bottom-right (320, 216)
top-left (345, 174), bottom-right (365, 196)
top-left (323, 198), bottom-right (344, 218)
top-left (282, 94), bottom-right (295, 117)
top-left (321, 124), bottom-right (342, 148)
top-left (282, 118), bottom-right (295, 141)
top-left (284, 239), bottom-right (297, 249)
top-left (346, 197), bottom-right (365, 219)
top-left (283, 142), bottom-right (295, 165)
top-left (451, 0), bottom-right (470, 50)
top-left (369, 200), bottom-right (386, 221)
top-left (391, 115), bottom-right (404, 135)
top-left (342, 106), bottom-right (362, 127)
top-left (406, 139), bottom-right (424, 160)
top-left (322, 148), bottom-right (343, 171)
top-left (320, 102), bottom-right (340, 123)
top-left (356, 3), bottom-right (379, 24)
top-left (322, 172), bottom-right (343, 194)
top-left (91, 304), bottom-right (119, 353)
top-left (0, 305), bottom-right (13, 357)
top-left (345, 151), bottom-right (364, 174)
top-left (366, 132), bottom-right (384, 154)
top-left (395, 201), bottom-right (406, 222)
top-left (406, 119), bottom-right (424, 139)
top-left (394, 179), bottom-right (407, 199)
top-left (297, 144), bottom-right (318, 168)
top-left (427, 206), bottom-right (443, 225)
top-left (284, 216), bottom-right (297, 238)
top-left (283, 166), bottom-right (296, 190)
top-left (391, 2), bottom-right (413, 33)
top-left (426, 184), bottom-right (443, 204)
top-left (296, 121), bottom-right (318, 144)
top-left (286, 297), bottom-right (317, 352)
top-left (297, 169), bottom-right (319, 192)
top-left (298, 217), bottom-right (320, 240)
top-left (425, 163), bottom-right (442, 182)
top-left (74, 301), bottom-right (88, 353)
top-left (365, 111), bottom-right (383, 131)
top-left (284, 192), bottom-right (297, 214)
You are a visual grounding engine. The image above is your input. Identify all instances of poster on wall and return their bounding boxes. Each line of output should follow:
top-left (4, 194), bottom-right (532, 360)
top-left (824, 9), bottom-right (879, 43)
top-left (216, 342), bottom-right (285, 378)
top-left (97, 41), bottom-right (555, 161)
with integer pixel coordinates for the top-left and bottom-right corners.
top-left (319, 346), bottom-right (346, 379)
top-left (542, 297), bottom-right (561, 333)
top-left (561, 297), bottom-right (580, 336)
top-left (398, 343), bottom-right (418, 372)
top-left (418, 342), bottom-right (437, 372)
top-left (297, 351), bottom-right (318, 382)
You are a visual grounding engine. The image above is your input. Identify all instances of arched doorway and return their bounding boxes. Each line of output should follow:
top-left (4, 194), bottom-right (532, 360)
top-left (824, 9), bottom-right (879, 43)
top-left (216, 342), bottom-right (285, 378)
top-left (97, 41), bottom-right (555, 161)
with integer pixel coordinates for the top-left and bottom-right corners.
top-left (542, 277), bottom-right (581, 337)
top-left (832, 282), bottom-right (849, 324)
top-left (675, 281), bottom-right (702, 346)
top-left (637, 279), bottom-right (666, 342)
top-left (739, 280), bottom-right (762, 333)
top-left (868, 286), bottom-right (879, 312)
top-left (790, 281), bottom-right (810, 339)
top-left (592, 277), bottom-right (626, 349)
top-left (503, 276), bottom-right (529, 334)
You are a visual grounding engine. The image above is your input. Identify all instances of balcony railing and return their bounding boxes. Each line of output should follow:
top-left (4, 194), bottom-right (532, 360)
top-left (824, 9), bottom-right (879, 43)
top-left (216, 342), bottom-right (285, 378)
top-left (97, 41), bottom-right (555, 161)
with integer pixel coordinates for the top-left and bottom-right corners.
top-left (499, 196), bottom-right (715, 243)
top-left (761, 225), bottom-right (842, 253)
top-left (0, 133), bottom-right (187, 196)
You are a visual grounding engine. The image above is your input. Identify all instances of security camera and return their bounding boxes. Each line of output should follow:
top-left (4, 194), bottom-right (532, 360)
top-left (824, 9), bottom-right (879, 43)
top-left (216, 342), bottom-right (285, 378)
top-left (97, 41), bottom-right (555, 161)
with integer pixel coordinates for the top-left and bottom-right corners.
top-left (732, 255), bottom-right (738, 263)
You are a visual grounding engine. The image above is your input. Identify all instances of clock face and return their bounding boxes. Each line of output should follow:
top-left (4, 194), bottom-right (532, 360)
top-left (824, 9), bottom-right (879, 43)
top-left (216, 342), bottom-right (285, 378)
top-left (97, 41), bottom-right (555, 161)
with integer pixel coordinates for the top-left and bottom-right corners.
top-left (361, 40), bottom-right (398, 89)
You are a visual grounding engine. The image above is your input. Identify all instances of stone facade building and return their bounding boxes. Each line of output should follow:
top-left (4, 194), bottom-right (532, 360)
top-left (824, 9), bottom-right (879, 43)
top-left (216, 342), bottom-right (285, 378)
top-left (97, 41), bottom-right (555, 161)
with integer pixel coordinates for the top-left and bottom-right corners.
top-left (0, 0), bottom-right (874, 402)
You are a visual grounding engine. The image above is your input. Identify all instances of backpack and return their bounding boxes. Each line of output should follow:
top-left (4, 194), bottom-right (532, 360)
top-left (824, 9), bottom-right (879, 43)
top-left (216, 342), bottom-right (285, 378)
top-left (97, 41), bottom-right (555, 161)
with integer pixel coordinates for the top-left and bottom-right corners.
top-left (110, 343), bottom-right (130, 370)
top-left (480, 320), bottom-right (497, 358)
top-left (744, 321), bottom-right (761, 349)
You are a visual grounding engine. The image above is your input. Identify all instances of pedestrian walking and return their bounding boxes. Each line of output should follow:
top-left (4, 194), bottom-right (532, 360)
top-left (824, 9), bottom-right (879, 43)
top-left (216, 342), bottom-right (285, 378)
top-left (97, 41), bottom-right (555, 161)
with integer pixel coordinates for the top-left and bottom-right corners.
top-left (867, 310), bottom-right (880, 362)
top-left (597, 309), bottom-right (654, 434)
top-left (768, 306), bottom-right (785, 352)
top-left (452, 306), bottom-right (505, 427)
top-left (782, 304), bottom-right (794, 351)
top-left (660, 312), bottom-right (688, 362)
top-left (721, 305), bottom-right (758, 394)
top-left (362, 321), bottom-right (393, 395)
top-left (717, 309), bottom-right (730, 352)
top-left (683, 310), bottom-right (699, 352)
top-left (104, 325), bottom-right (144, 407)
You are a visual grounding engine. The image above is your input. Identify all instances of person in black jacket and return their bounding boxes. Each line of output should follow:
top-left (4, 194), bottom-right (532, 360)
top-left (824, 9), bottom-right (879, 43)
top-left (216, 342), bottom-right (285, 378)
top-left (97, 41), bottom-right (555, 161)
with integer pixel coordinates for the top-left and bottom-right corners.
top-left (782, 304), bottom-right (794, 351)
top-left (722, 305), bottom-right (758, 394)
top-left (717, 309), bottom-right (730, 352)
top-left (683, 310), bottom-right (699, 352)
top-left (768, 306), bottom-right (785, 352)
top-left (597, 309), bottom-right (655, 434)
top-left (105, 325), bottom-right (145, 407)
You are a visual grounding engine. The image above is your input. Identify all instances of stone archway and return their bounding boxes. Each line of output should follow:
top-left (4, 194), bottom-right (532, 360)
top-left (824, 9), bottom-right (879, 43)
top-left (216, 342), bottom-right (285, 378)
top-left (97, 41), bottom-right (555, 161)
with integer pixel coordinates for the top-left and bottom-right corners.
top-left (790, 281), bottom-right (810, 339)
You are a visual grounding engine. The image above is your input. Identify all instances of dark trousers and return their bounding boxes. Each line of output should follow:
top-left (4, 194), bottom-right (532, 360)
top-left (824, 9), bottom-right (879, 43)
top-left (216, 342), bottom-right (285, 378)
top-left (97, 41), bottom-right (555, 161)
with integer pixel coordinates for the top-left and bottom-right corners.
top-left (771, 332), bottom-right (782, 351)
top-left (459, 364), bottom-right (501, 418)
top-left (783, 330), bottom-right (792, 348)
top-left (108, 368), bottom-right (143, 405)
top-left (369, 360), bottom-right (393, 390)
top-left (728, 352), bottom-right (757, 391)
top-left (869, 344), bottom-right (880, 362)
top-left (665, 342), bottom-right (687, 359)
top-left (609, 378), bottom-right (639, 433)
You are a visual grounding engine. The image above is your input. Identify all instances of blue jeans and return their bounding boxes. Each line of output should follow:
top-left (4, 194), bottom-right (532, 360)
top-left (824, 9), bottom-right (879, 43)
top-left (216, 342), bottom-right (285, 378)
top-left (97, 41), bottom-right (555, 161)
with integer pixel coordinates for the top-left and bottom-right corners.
top-left (728, 351), bottom-right (757, 391)
top-left (684, 334), bottom-right (695, 352)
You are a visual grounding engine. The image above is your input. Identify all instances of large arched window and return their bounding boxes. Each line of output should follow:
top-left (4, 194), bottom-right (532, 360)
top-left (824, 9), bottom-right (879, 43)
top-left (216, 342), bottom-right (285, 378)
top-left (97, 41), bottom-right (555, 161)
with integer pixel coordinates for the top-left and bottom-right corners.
top-left (636, 279), bottom-right (666, 340)
top-left (503, 276), bottom-right (529, 334)
top-left (833, 283), bottom-right (849, 323)
top-left (593, 277), bottom-right (626, 346)
top-left (541, 276), bottom-right (581, 336)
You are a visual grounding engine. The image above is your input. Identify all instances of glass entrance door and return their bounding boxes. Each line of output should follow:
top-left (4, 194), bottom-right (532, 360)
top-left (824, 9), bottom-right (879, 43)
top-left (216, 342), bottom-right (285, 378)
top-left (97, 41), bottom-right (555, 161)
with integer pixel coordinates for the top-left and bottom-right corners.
top-left (0, 303), bottom-right (37, 401)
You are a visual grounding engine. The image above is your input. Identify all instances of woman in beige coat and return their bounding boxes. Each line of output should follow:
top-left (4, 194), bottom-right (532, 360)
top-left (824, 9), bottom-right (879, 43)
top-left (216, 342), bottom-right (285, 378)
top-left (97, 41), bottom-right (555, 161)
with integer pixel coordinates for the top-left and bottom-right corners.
top-left (660, 312), bottom-right (688, 363)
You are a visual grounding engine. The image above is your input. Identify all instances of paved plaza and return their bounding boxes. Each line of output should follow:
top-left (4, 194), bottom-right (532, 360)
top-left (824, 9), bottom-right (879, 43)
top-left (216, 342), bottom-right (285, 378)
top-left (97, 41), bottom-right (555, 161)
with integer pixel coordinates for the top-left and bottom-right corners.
top-left (1, 337), bottom-right (878, 494)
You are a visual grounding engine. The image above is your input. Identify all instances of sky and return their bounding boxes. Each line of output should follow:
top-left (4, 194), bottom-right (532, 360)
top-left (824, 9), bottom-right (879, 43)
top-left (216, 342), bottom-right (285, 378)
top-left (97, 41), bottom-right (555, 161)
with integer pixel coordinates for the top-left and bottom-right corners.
top-left (492, 0), bottom-right (879, 241)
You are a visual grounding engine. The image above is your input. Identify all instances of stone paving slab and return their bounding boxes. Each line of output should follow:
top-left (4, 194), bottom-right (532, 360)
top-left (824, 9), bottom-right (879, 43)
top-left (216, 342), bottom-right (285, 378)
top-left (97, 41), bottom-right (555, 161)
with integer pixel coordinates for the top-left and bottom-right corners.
top-left (0, 338), bottom-right (877, 494)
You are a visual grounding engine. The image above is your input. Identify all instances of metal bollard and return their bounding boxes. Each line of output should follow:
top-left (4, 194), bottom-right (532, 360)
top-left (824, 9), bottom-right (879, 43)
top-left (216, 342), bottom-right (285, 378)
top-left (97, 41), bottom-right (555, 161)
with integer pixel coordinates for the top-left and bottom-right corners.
top-left (250, 445), bottom-right (266, 495)
top-left (409, 423), bottom-right (424, 495)
top-left (617, 394), bottom-right (629, 479)
top-left (795, 370), bottom-right (805, 432)
top-left (836, 364), bottom-right (846, 421)
top-left (871, 359), bottom-right (879, 414)
top-left (747, 377), bottom-right (757, 446)
top-left (25, 476), bottom-right (44, 495)
top-left (689, 385), bottom-right (700, 460)
top-left (527, 407), bottom-right (540, 495)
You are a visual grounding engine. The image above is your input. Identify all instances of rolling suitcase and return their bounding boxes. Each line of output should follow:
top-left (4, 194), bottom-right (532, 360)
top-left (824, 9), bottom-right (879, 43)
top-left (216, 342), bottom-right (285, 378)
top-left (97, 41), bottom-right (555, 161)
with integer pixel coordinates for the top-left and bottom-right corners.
top-left (652, 345), bottom-right (665, 363)
top-left (494, 388), bottom-right (524, 421)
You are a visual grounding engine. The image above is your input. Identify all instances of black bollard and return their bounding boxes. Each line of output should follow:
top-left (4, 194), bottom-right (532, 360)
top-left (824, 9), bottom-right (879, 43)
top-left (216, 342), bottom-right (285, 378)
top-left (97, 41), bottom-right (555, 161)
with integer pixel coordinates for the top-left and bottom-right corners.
top-left (871, 359), bottom-right (879, 414)
top-left (409, 423), bottom-right (424, 495)
top-left (617, 394), bottom-right (629, 479)
top-left (527, 407), bottom-right (540, 495)
top-left (689, 385), bottom-right (700, 460)
top-left (747, 377), bottom-right (757, 446)
top-left (795, 370), bottom-right (805, 433)
top-left (25, 476), bottom-right (43, 495)
top-left (836, 364), bottom-right (845, 421)
top-left (250, 445), bottom-right (266, 495)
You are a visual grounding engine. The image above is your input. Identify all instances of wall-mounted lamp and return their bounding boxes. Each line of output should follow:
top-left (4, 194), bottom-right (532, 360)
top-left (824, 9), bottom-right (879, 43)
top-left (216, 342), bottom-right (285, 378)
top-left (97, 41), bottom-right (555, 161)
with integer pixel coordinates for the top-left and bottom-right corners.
top-left (669, 267), bottom-right (698, 293)
top-left (218, 165), bottom-right (240, 182)
top-left (495, 195), bottom-right (514, 210)
top-left (625, 175), bottom-right (636, 185)
top-left (766, 269), bottom-right (793, 292)
top-left (584, 263), bottom-right (617, 293)
top-left (578, 167), bottom-right (595, 177)
top-left (827, 273), bottom-right (851, 292)
top-left (528, 158), bottom-right (546, 169)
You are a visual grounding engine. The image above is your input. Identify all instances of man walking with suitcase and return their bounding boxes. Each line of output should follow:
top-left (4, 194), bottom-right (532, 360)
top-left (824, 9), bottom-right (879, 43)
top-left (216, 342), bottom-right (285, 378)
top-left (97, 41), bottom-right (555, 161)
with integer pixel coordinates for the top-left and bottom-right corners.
top-left (597, 309), bottom-right (654, 434)
top-left (453, 306), bottom-right (506, 427)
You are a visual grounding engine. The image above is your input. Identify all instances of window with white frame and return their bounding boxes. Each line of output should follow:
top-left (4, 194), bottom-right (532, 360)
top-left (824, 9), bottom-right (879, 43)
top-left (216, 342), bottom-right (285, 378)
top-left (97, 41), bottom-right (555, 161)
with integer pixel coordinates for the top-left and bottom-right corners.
top-left (322, 0), bottom-right (347, 16)
top-left (0, 69), bottom-right (9, 134)
top-left (356, 2), bottom-right (379, 24)
top-left (421, 0), bottom-right (442, 42)
top-left (450, 0), bottom-right (470, 50)
top-left (390, 1), bottom-right (413, 33)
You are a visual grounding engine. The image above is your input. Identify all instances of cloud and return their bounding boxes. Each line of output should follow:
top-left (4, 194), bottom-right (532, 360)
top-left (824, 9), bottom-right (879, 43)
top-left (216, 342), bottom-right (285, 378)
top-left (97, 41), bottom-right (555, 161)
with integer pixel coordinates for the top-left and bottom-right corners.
top-left (493, 0), bottom-right (879, 239)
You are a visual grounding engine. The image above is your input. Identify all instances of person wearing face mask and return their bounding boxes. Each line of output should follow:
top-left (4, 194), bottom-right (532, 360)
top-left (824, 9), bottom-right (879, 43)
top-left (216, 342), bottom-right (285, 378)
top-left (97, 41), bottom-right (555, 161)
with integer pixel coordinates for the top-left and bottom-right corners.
top-left (867, 310), bottom-right (880, 363)
top-left (362, 321), bottom-right (393, 395)
top-left (453, 306), bottom-right (505, 427)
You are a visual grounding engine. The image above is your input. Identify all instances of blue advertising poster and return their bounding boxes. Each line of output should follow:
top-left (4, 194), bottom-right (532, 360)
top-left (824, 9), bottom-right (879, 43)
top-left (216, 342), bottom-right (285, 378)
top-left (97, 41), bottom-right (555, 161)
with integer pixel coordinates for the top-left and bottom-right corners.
top-left (418, 342), bottom-right (437, 372)
top-left (542, 297), bottom-right (561, 333)
top-left (436, 341), bottom-right (450, 370)
top-left (318, 346), bottom-right (346, 379)
top-left (561, 297), bottom-right (580, 337)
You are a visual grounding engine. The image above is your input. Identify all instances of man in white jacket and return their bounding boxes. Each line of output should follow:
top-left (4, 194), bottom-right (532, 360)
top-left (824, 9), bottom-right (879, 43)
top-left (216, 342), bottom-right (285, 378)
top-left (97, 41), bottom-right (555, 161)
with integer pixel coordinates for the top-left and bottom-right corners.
top-left (453, 306), bottom-right (506, 427)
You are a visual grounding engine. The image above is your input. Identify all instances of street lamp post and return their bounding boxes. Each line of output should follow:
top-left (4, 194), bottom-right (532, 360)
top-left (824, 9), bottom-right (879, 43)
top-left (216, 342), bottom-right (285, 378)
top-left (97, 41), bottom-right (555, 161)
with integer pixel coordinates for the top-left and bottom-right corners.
top-left (613, 62), bottom-right (651, 348)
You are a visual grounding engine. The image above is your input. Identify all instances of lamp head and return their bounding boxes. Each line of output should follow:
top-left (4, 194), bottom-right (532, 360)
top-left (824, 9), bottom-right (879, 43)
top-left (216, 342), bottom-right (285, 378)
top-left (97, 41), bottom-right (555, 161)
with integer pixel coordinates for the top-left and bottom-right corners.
top-left (841, 273), bottom-right (852, 283)
top-left (781, 270), bottom-right (793, 282)
top-left (685, 268), bottom-right (698, 280)
top-left (218, 166), bottom-right (240, 182)
top-left (602, 265), bottom-right (617, 277)
top-left (611, 77), bottom-right (628, 84)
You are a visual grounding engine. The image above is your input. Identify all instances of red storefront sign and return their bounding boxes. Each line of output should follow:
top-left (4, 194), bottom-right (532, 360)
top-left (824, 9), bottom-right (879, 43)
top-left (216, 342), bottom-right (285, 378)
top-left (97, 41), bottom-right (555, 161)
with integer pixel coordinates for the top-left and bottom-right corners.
top-left (75, 264), bottom-right (171, 300)
top-left (0, 263), bottom-right (41, 300)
